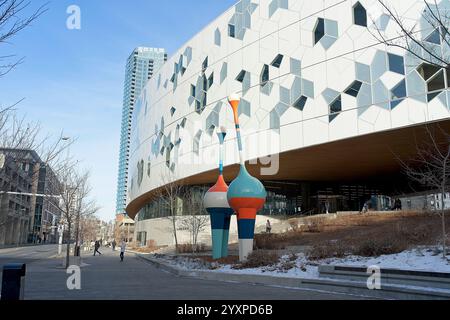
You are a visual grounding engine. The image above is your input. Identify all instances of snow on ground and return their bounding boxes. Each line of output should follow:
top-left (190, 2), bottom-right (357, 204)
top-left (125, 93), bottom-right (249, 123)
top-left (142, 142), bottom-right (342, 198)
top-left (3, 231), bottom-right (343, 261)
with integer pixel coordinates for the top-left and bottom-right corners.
top-left (152, 247), bottom-right (450, 280)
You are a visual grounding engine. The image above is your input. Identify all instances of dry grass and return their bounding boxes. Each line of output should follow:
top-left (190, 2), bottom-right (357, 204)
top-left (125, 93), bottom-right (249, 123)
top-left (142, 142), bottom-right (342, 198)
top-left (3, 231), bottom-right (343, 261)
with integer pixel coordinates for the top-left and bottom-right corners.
top-left (232, 250), bottom-right (280, 269)
top-left (176, 243), bottom-right (208, 253)
top-left (257, 211), bottom-right (449, 258)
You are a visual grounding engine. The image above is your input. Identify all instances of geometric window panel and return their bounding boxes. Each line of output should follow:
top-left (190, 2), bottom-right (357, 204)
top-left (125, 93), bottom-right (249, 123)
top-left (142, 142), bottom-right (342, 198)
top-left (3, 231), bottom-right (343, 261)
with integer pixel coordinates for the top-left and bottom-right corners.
top-left (238, 99), bottom-right (251, 117)
top-left (391, 79), bottom-right (407, 100)
top-left (424, 28), bottom-right (441, 45)
top-left (190, 84), bottom-right (196, 97)
top-left (236, 70), bottom-right (247, 82)
top-left (344, 80), bottom-right (363, 97)
top-left (260, 64), bottom-right (269, 86)
top-left (314, 18), bottom-right (325, 44)
top-left (417, 63), bottom-right (441, 81)
top-left (329, 95), bottom-right (342, 122)
top-left (228, 24), bottom-right (236, 38)
top-left (208, 73), bottom-right (214, 89)
top-left (427, 69), bottom-right (445, 93)
top-left (447, 68), bottom-right (450, 88)
top-left (353, 2), bottom-right (367, 27)
top-left (170, 107), bottom-right (176, 116)
top-left (220, 62), bottom-right (228, 84)
top-left (214, 28), bottom-right (221, 46)
top-left (180, 117), bottom-right (187, 128)
top-left (193, 130), bottom-right (202, 155)
top-left (202, 57), bottom-right (208, 72)
top-left (292, 95), bottom-right (308, 111)
top-left (388, 53), bottom-right (405, 75)
top-left (271, 54), bottom-right (284, 68)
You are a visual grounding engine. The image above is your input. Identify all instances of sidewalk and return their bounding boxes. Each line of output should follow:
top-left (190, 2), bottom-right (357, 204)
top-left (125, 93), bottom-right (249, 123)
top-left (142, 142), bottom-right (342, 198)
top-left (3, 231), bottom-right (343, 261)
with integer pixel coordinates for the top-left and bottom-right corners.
top-left (137, 254), bottom-right (450, 300)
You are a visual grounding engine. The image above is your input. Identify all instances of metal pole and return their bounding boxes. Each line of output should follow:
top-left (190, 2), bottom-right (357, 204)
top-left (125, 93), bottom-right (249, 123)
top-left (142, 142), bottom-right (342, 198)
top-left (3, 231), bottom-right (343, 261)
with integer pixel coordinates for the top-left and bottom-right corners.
top-left (58, 224), bottom-right (64, 255)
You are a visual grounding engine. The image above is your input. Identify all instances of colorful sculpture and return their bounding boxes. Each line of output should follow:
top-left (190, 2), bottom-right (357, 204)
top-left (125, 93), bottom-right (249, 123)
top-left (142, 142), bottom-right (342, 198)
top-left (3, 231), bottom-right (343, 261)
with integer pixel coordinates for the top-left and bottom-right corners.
top-left (203, 127), bottom-right (234, 259)
top-left (227, 93), bottom-right (267, 261)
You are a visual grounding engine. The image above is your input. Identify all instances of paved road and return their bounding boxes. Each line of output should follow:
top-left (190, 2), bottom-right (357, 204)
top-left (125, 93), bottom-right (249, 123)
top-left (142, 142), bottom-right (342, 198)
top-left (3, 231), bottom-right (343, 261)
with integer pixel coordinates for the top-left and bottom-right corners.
top-left (0, 245), bottom-right (366, 300)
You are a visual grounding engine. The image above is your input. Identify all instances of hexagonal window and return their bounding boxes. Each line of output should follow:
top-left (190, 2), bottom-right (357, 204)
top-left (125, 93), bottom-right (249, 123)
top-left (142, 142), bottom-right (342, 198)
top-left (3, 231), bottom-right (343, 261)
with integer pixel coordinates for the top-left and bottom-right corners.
top-left (170, 107), bottom-right (176, 117)
top-left (314, 18), bottom-right (325, 44)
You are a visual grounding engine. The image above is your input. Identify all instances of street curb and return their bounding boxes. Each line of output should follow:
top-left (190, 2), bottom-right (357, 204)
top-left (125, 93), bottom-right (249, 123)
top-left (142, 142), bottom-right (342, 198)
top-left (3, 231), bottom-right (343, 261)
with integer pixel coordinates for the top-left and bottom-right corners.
top-left (136, 254), bottom-right (450, 300)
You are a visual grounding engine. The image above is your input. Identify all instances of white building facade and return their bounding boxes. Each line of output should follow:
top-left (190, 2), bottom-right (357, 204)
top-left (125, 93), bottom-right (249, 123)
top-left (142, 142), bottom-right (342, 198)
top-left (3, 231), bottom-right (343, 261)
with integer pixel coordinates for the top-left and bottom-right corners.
top-left (126, 0), bottom-right (450, 246)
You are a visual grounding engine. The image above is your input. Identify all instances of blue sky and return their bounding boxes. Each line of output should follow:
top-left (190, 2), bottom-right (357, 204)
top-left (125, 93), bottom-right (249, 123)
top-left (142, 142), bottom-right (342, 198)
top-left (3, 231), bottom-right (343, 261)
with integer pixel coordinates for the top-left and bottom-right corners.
top-left (0, 0), bottom-right (236, 221)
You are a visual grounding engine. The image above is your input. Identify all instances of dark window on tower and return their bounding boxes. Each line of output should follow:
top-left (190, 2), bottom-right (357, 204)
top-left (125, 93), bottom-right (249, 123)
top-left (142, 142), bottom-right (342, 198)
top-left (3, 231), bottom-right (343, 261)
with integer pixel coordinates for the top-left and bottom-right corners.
top-left (314, 18), bottom-right (325, 44)
top-left (353, 2), bottom-right (367, 27)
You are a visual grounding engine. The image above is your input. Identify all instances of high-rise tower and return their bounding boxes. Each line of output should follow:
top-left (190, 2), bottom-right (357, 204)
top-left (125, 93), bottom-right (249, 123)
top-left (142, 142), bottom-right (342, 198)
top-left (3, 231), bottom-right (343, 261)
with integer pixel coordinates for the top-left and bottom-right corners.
top-left (116, 47), bottom-right (167, 215)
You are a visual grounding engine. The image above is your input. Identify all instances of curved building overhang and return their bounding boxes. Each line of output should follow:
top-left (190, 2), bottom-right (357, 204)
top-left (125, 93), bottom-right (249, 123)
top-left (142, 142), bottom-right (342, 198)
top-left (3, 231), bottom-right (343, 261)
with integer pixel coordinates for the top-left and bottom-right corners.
top-left (126, 119), bottom-right (450, 218)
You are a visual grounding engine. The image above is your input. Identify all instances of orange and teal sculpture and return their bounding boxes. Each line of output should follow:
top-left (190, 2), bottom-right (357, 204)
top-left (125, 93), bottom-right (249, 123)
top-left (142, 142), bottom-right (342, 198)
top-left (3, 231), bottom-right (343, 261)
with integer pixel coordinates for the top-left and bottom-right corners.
top-left (203, 127), bottom-right (234, 259)
top-left (227, 93), bottom-right (267, 261)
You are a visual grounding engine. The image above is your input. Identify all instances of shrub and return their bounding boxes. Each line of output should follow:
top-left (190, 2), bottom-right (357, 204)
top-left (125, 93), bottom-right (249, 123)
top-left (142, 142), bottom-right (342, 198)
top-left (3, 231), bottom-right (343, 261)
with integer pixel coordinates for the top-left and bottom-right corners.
top-left (254, 233), bottom-right (285, 250)
top-left (305, 217), bottom-right (326, 233)
top-left (288, 219), bottom-right (300, 231)
top-left (233, 250), bottom-right (280, 269)
top-left (354, 238), bottom-right (407, 257)
top-left (307, 241), bottom-right (348, 260)
top-left (176, 243), bottom-right (207, 253)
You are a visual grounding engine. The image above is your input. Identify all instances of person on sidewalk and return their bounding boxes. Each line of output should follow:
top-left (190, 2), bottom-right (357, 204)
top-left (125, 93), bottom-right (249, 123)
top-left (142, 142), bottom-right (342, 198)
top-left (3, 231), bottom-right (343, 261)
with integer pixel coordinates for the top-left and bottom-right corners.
top-left (112, 239), bottom-right (116, 251)
top-left (120, 240), bottom-right (126, 262)
top-left (266, 219), bottom-right (272, 233)
top-left (93, 240), bottom-right (102, 256)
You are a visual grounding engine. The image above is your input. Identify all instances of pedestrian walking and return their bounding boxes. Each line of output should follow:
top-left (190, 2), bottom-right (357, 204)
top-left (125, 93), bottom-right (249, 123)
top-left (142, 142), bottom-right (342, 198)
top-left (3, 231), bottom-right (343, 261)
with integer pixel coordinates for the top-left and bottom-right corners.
top-left (112, 239), bottom-right (116, 251)
top-left (120, 240), bottom-right (126, 262)
top-left (266, 219), bottom-right (272, 233)
top-left (93, 240), bottom-right (102, 256)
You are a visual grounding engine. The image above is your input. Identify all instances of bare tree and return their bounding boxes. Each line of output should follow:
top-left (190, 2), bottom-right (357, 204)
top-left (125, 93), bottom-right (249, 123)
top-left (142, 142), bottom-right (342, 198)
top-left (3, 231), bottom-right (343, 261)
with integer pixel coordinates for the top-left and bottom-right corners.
top-left (55, 163), bottom-right (97, 268)
top-left (397, 125), bottom-right (449, 258)
top-left (179, 187), bottom-right (209, 253)
top-left (157, 170), bottom-right (185, 252)
top-left (372, 0), bottom-right (449, 69)
top-left (0, 0), bottom-right (48, 81)
top-left (72, 170), bottom-right (99, 256)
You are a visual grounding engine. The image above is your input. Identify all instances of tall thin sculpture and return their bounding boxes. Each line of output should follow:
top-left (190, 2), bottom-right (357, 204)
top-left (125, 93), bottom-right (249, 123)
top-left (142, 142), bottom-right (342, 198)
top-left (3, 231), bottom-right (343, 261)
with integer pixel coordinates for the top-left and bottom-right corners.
top-left (203, 127), bottom-right (234, 259)
top-left (227, 93), bottom-right (267, 261)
